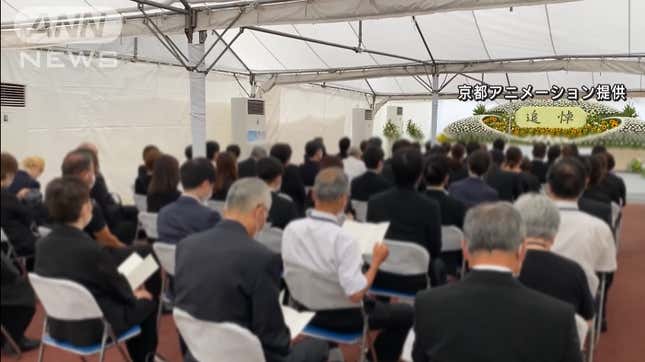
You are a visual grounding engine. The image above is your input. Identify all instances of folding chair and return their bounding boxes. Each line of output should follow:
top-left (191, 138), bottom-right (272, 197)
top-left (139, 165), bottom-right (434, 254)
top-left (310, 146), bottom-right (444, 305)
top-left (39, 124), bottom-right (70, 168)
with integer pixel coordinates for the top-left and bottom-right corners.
top-left (610, 202), bottom-right (622, 249)
top-left (256, 226), bottom-right (283, 254)
top-left (173, 307), bottom-right (265, 362)
top-left (441, 225), bottom-right (465, 277)
top-left (574, 314), bottom-right (589, 351)
top-left (133, 194), bottom-right (147, 213)
top-left (1, 323), bottom-right (22, 359)
top-left (284, 263), bottom-right (370, 362)
top-left (28, 273), bottom-right (141, 362)
top-left (1, 228), bottom-right (28, 274)
top-left (351, 200), bottom-right (368, 222)
top-left (152, 242), bottom-right (176, 328)
top-left (206, 200), bottom-right (226, 214)
top-left (138, 212), bottom-right (158, 239)
top-left (365, 240), bottom-right (430, 300)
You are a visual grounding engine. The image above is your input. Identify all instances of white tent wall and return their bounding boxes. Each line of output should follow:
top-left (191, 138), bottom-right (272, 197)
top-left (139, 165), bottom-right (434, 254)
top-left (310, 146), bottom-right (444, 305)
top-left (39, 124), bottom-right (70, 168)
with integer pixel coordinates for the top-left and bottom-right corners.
top-left (0, 49), bottom-right (371, 201)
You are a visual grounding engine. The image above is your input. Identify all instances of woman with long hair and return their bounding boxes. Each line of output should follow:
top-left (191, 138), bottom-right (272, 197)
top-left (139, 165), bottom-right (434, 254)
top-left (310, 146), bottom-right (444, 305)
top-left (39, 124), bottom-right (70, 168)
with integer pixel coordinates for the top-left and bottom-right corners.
top-left (212, 152), bottom-right (238, 201)
top-left (147, 154), bottom-right (180, 212)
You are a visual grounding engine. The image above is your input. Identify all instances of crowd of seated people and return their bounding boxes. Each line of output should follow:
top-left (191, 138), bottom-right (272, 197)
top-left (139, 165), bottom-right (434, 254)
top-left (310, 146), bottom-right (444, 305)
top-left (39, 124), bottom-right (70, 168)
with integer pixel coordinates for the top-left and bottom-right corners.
top-left (0, 133), bottom-right (629, 362)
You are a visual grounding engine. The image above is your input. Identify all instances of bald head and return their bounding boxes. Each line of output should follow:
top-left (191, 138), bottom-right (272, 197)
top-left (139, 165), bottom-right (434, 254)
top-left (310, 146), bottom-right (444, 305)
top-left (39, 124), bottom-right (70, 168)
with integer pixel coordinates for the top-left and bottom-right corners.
top-left (313, 167), bottom-right (349, 203)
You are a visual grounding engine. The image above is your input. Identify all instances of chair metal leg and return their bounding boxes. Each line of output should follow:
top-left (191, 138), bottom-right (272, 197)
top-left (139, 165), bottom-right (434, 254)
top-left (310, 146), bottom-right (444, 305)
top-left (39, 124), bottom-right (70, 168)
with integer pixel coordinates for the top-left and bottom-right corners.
top-left (98, 322), bottom-right (110, 362)
top-left (1, 324), bottom-right (22, 359)
top-left (595, 274), bottom-right (607, 345)
top-left (108, 326), bottom-right (133, 362)
top-left (156, 271), bottom-right (167, 332)
top-left (359, 305), bottom-right (369, 362)
top-left (587, 317), bottom-right (595, 362)
top-left (37, 318), bottom-right (49, 362)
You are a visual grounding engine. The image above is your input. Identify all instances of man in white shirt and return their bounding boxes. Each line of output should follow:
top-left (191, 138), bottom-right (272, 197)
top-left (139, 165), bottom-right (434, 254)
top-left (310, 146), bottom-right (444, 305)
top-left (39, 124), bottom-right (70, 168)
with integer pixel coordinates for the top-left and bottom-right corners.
top-left (342, 147), bottom-right (367, 182)
top-left (282, 167), bottom-right (413, 361)
top-left (546, 158), bottom-right (617, 295)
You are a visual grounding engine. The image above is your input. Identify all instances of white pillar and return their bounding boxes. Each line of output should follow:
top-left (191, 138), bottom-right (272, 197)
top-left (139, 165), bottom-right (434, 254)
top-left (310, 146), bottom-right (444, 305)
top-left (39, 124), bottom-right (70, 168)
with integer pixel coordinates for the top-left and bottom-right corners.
top-left (431, 73), bottom-right (439, 141)
top-left (189, 37), bottom-right (206, 158)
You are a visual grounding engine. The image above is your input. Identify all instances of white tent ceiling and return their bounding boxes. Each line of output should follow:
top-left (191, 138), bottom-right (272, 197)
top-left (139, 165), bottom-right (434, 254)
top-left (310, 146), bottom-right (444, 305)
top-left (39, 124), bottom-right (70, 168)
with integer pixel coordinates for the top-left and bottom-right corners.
top-left (1, 0), bottom-right (644, 97)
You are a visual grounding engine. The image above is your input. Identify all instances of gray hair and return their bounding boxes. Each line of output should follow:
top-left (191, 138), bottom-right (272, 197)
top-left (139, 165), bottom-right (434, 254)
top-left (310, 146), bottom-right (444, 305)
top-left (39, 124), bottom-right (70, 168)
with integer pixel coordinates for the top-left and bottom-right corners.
top-left (514, 193), bottom-right (560, 241)
top-left (313, 167), bottom-right (349, 202)
top-left (225, 178), bottom-right (272, 214)
top-left (250, 146), bottom-right (267, 159)
top-left (463, 202), bottom-right (526, 253)
top-left (348, 146), bottom-right (361, 158)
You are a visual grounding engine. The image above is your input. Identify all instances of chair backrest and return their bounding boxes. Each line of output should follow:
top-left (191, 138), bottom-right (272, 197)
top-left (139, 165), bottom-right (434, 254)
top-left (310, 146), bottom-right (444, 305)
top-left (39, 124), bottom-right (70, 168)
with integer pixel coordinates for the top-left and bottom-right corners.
top-left (284, 262), bottom-right (359, 310)
top-left (574, 314), bottom-right (588, 350)
top-left (153, 242), bottom-right (177, 276)
top-left (133, 194), bottom-right (148, 213)
top-left (375, 240), bottom-right (430, 275)
top-left (610, 202), bottom-right (621, 230)
top-left (28, 273), bottom-right (104, 321)
top-left (441, 225), bottom-right (464, 252)
top-left (1, 228), bottom-right (8, 242)
top-left (173, 308), bottom-right (265, 362)
top-left (37, 226), bottom-right (52, 238)
top-left (351, 200), bottom-right (368, 222)
top-left (138, 212), bottom-right (158, 239)
top-left (206, 200), bottom-right (226, 214)
top-left (256, 226), bottom-right (283, 254)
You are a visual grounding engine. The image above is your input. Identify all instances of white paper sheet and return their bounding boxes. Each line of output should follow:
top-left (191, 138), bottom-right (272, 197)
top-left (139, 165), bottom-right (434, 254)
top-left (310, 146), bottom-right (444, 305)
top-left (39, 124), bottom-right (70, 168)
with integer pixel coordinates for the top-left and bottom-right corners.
top-left (281, 306), bottom-right (314, 336)
top-left (118, 253), bottom-right (159, 291)
top-left (342, 220), bottom-right (390, 254)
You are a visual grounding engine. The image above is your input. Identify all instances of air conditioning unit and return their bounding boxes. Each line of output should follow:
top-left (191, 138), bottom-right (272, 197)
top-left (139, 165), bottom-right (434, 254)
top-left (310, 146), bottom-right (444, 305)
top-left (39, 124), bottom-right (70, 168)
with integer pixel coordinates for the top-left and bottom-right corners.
top-left (386, 106), bottom-right (404, 130)
top-left (231, 97), bottom-right (267, 156)
top-left (351, 108), bottom-right (374, 146)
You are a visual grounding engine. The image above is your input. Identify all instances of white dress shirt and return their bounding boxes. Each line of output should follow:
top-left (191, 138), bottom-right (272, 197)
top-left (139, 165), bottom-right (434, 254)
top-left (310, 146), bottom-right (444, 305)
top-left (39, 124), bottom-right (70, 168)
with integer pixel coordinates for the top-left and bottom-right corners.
top-left (282, 210), bottom-right (367, 296)
top-left (552, 200), bottom-right (617, 294)
top-left (471, 265), bottom-right (513, 273)
top-left (343, 156), bottom-right (367, 182)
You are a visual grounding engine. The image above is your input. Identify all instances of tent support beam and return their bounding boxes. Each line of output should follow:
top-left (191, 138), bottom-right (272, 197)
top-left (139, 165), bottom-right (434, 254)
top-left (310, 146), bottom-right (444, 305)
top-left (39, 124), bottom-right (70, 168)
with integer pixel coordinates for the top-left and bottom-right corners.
top-left (438, 73), bottom-right (459, 92)
top-left (212, 30), bottom-right (253, 75)
top-left (139, 4), bottom-right (190, 69)
top-left (412, 16), bottom-right (436, 67)
top-left (431, 74), bottom-right (439, 141)
top-left (242, 26), bottom-right (432, 66)
top-left (130, 0), bottom-right (187, 14)
top-left (204, 29), bottom-right (244, 74)
top-left (192, 10), bottom-right (244, 70)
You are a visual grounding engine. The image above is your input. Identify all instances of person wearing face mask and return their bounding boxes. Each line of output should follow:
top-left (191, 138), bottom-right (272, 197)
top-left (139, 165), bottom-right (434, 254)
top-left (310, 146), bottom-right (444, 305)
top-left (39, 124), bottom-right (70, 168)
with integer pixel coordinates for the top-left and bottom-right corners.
top-left (174, 178), bottom-right (329, 362)
top-left (35, 177), bottom-right (159, 362)
top-left (157, 158), bottom-right (221, 245)
top-left (256, 156), bottom-right (299, 230)
top-left (413, 202), bottom-right (583, 362)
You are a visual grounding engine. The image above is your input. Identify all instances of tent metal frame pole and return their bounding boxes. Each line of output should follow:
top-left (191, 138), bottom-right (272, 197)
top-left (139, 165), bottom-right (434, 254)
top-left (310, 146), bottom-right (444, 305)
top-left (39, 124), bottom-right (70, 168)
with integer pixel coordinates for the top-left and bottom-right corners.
top-left (242, 26), bottom-right (433, 65)
top-left (139, 5), bottom-right (190, 69)
top-left (130, 0), bottom-right (187, 14)
top-left (192, 10), bottom-right (244, 70)
top-left (212, 29), bottom-right (253, 75)
top-left (438, 73), bottom-right (459, 92)
top-left (431, 73), bottom-right (439, 141)
top-left (203, 29), bottom-right (245, 74)
top-left (412, 16), bottom-right (436, 67)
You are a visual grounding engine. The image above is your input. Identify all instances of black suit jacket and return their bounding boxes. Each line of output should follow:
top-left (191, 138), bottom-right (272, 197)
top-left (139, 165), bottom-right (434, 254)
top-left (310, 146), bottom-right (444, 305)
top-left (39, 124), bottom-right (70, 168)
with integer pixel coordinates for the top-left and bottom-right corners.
top-left (485, 167), bottom-right (523, 202)
top-left (281, 164), bottom-right (306, 216)
top-left (381, 159), bottom-right (394, 184)
top-left (530, 159), bottom-right (548, 184)
top-left (413, 270), bottom-right (582, 362)
top-left (1, 253), bottom-right (35, 308)
top-left (299, 160), bottom-right (320, 187)
top-left (367, 187), bottom-right (442, 259)
top-left (424, 189), bottom-right (466, 228)
top-left (7, 170), bottom-right (40, 194)
top-left (1, 189), bottom-right (36, 256)
top-left (578, 197), bottom-right (612, 229)
top-left (447, 177), bottom-right (499, 209)
top-left (35, 225), bottom-right (154, 344)
top-left (157, 196), bottom-right (221, 244)
top-left (134, 170), bottom-right (152, 195)
top-left (350, 171), bottom-right (391, 202)
top-left (602, 173), bottom-right (626, 205)
top-left (175, 220), bottom-right (291, 362)
top-left (520, 172), bottom-right (541, 193)
top-left (268, 192), bottom-right (299, 229)
top-left (146, 190), bottom-right (181, 213)
top-left (238, 158), bottom-right (257, 178)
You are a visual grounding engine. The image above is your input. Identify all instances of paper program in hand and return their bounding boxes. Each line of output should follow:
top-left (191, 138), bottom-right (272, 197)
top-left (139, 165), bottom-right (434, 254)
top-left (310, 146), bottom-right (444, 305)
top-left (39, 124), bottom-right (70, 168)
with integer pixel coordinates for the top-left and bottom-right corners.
top-left (281, 306), bottom-right (314, 336)
top-left (117, 253), bottom-right (159, 291)
top-left (342, 220), bottom-right (390, 254)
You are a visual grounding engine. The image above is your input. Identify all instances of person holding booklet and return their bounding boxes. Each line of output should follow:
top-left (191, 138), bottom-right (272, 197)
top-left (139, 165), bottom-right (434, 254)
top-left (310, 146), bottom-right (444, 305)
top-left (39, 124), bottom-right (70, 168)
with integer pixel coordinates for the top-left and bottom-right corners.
top-left (282, 167), bottom-right (414, 361)
top-left (174, 178), bottom-right (328, 362)
top-left (35, 177), bottom-right (159, 362)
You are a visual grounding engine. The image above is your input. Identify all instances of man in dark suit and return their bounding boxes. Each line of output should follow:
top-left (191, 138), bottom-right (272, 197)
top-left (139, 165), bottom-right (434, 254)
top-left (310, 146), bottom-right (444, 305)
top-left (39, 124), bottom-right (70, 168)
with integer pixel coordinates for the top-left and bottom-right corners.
top-left (257, 157), bottom-right (299, 229)
top-left (299, 140), bottom-right (324, 187)
top-left (530, 142), bottom-right (549, 184)
top-left (350, 146), bottom-right (391, 201)
top-left (175, 179), bottom-right (328, 362)
top-left (413, 202), bottom-right (582, 362)
top-left (602, 153), bottom-right (626, 206)
top-left (1, 153), bottom-right (37, 258)
top-left (35, 177), bottom-right (158, 361)
top-left (271, 143), bottom-right (307, 216)
top-left (368, 147), bottom-right (444, 288)
top-left (485, 147), bottom-right (523, 202)
top-left (381, 139), bottom-right (411, 184)
top-left (1, 253), bottom-right (39, 353)
top-left (448, 150), bottom-right (499, 208)
top-left (238, 146), bottom-right (267, 179)
top-left (423, 155), bottom-right (467, 228)
top-left (157, 158), bottom-right (221, 244)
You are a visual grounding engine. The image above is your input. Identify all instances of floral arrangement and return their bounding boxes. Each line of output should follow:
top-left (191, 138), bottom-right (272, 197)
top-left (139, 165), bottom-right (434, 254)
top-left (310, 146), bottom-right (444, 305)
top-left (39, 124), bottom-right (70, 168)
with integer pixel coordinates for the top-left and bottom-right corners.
top-left (383, 119), bottom-right (401, 140)
top-left (406, 120), bottom-right (425, 141)
top-left (628, 159), bottom-right (643, 173)
top-left (442, 99), bottom-right (645, 148)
